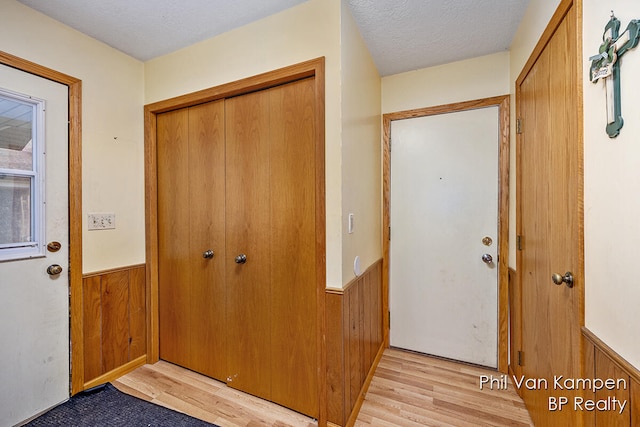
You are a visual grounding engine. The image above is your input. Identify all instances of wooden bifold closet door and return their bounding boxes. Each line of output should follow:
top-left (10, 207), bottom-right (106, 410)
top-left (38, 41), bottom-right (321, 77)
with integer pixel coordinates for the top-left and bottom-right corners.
top-left (157, 77), bottom-right (318, 418)
top-left (157, 100), bottom-right (227, 381)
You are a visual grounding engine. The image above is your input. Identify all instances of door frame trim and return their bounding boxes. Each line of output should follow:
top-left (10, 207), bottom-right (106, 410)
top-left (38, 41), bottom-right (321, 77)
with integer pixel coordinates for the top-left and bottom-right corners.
top-left (382, 95), bottom-right (510, 372)
top-left (143, 57), bottom-right (327, 424)
top-left (0, 51), bottom-right (84, 393)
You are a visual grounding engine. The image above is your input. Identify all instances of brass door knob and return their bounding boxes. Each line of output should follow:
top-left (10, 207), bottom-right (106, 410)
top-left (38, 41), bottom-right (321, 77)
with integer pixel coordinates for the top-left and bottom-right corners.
top-left (552, 272), bottom-right (574, 288)
top-left (47, 264), bottom-right (63, 275)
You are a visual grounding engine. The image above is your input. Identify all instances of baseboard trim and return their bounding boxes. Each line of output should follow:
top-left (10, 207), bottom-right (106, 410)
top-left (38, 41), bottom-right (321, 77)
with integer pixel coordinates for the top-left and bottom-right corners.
top-left (82, 263), bottom-right (146, 278)
top-left (83, 355), bottom-right (146, 390)
top-left (326, 259), bottom-right (383, 295)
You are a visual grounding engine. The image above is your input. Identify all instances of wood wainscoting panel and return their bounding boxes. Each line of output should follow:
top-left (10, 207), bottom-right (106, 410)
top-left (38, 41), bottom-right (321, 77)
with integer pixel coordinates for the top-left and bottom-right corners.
top-left (595, 349), bottom-right (630, 427)
top-left (326, 259), bottom-right (384, 426)
top-left (101, 270), bottom-right (130, 373)
top-left (326, 292), bottom-right (345, 424)
top-left (129, 266), bottom-right (147, 360)
top-left (583, 327), bottom-right (640, 427)
top-left (82, 264), bottom-right (146, 386)
top-left (632, 378), bottom-right (639, 427)
top-left (83, 275), bottom-right (103, 381)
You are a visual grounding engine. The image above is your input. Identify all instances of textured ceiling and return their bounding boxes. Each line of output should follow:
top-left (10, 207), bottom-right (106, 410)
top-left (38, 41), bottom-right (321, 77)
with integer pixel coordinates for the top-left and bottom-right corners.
top-left (17, 0), bottom-right (309, 61)
top-left (345, 0), bottom-right (530, 76)
top-left (17, 0), bottom-right (530, 76)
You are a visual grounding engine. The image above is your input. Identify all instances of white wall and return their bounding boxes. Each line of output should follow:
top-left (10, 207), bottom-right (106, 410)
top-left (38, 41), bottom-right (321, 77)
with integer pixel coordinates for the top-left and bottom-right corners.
top-left (583, 0), bottom-right (640, 369)
top-left (382, 52), bottom-right (510, 114)
top-left (0, 0), bottom-right (146, 273)
top-left (340, 2), bottom-right (382, 284)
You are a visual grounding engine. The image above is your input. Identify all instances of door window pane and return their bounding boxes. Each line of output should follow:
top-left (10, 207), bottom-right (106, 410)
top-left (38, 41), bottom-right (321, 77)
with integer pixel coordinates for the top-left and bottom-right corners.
top-left (0, 88), bottom-right (43, 260)
top-left (0, 175), bottom-right (32, 245)
top-left (0, 98), bottom-right (33, 171)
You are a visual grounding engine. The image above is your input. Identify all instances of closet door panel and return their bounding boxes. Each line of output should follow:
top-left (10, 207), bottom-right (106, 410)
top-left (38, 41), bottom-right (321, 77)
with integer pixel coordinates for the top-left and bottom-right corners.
top-left (225, 91), bottom-right (272, 398)
top-left (188, 101), bottom-right (227, 380)
top-left (269, 78), bottom-right (318, 416)
top-left (157, 109), bottom-right (191, 367)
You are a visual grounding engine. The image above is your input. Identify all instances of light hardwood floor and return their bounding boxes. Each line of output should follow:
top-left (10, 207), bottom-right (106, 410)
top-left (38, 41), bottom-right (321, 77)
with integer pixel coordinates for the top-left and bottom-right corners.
top-left (356, 348), bottom-right (533, 426)
top-left (114, 348), bottom-right (533, 426)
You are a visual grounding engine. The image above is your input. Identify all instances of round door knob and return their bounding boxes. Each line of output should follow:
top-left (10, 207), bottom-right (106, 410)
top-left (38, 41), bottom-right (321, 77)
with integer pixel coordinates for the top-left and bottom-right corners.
top-left (235, 254), bottom-right (247, 264)
top-left (47, 264), bottom-right (63, 275)
top-left (552, 271), bottom-right (574, 288)
top-left (481, 253), bottom-right (493, 264)
top-left (203, 250), bottom-right (214, 259)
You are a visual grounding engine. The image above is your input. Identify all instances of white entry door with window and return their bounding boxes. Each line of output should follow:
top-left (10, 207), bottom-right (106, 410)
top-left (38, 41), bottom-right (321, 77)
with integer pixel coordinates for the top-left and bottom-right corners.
top-left (389, 106), bottom-right (499, 368)
top-left (0, 64), bottom-right (69, 425)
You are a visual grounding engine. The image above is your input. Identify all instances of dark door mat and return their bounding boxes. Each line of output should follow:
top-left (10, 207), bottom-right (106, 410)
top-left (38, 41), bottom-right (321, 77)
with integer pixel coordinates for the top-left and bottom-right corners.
top-left (24, 383), bottom-right (218, 426)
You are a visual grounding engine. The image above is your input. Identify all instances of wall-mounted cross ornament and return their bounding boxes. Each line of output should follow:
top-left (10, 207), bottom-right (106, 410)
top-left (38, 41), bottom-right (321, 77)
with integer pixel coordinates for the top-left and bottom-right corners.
top-left (589, 12), bottom-right (640, 138)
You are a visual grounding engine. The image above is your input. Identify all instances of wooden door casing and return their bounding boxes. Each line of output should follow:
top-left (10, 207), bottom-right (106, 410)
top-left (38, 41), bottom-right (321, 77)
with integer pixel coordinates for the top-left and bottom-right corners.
top-left (156, 77), bottom-right (319, 418)
top-left (382, 95), bottom-right (511, 373)
top-left (146, 58), bottom-right (326, 423)
top-left (516, 1), bottom-right (584, 425)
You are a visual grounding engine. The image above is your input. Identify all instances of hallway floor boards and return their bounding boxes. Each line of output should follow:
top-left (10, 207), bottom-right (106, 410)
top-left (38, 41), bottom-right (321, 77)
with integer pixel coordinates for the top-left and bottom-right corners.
top-left (114, 348), bottom-right (533, 426)
top-left (355, 348), bottom-right (533, 426)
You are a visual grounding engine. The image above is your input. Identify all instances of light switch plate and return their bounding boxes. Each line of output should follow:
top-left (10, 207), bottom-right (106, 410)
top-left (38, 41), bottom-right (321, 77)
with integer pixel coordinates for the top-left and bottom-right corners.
top-left (348, 213), bottom-right (354, 234)
top-left (88, 213), bottom-right (115, 230)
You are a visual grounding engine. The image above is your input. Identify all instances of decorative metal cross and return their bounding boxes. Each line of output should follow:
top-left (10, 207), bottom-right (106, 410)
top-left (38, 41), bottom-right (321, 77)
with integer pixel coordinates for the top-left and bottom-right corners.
top-left (589, 12), bottom-right (640, 138)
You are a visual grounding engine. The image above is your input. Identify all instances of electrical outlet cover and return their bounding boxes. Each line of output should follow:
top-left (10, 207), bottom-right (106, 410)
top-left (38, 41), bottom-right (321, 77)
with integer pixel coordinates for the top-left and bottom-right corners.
top-left (88, 213), bottom-right (115, 230)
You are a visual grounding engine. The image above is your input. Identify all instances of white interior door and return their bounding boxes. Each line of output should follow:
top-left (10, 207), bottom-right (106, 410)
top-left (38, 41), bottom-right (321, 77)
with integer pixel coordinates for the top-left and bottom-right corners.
top-left (0, 64), bottom-right (69, 425)
top-left (389, 106), bottom-right (499, 368)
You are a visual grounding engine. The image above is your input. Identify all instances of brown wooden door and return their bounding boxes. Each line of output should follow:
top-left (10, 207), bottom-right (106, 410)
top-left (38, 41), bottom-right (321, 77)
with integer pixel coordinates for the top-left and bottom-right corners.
top-left (225, 89), bottom-right (273, 399)
top-left (268, 78), bottom-right (317, 417)
top-left (157, 100), bottom-right (227, 381)
top-left (517, 3), bottom-right (583, 426)
top-left (157, 78), bottom-right (318, 418)
top-left (225, 78), bottom-right (318, 417)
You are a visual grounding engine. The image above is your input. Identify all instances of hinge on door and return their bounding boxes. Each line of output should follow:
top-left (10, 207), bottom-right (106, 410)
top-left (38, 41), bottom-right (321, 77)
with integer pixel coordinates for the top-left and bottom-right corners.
top-left (516, 118), bottom-right (523, 134)
top-left (388, 226), bottom-right (391, 240)
top-left (517, 350), bottom-right (524, 366)
top-left (388, 311), bottom-right (391, 328)
top-left (517, 235), bottom-right (523, 251)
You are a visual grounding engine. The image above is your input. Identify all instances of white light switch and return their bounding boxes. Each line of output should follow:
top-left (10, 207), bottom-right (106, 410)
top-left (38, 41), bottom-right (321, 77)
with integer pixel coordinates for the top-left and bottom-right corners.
top-left (88, 213), bottom-right (115, 230)
top-left (348, 213), bottom-right (354, 234)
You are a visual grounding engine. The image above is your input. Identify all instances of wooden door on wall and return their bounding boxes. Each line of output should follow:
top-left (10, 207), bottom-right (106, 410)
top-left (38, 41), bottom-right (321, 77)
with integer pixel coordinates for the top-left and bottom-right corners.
top-left (225, 78), bottom-right (318, 417)
top-left (157, 100), bottom-right (227, 381)
top-left (516, 2), bottom-right (583, 425)
top-left (157, 77), bottom-right (318, 418)
top-left (225, 88), bottom-right (272, 398)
